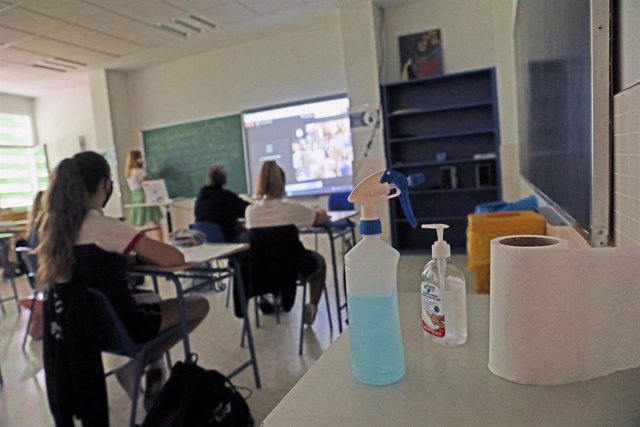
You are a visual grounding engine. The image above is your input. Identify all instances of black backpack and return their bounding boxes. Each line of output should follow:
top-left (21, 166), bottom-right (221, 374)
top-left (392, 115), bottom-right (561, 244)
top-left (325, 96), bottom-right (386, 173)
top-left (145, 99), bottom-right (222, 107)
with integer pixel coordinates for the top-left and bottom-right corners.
top-left (142, 355), bottom-right (254, 427)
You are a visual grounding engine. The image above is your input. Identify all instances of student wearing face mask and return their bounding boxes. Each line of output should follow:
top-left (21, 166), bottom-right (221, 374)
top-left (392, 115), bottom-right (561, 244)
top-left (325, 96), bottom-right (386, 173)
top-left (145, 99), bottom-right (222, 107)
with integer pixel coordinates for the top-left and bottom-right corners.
top-left (125, 150), bottom-right (164, 240)
top-left (39, 152), bottom-right (210, 422)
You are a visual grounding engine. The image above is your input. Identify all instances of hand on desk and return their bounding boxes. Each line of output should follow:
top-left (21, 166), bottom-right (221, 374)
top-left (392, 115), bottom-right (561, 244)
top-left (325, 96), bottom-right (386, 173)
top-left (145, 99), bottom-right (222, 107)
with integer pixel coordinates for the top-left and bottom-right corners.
top-left (313, 208), bottom-right (330, 226)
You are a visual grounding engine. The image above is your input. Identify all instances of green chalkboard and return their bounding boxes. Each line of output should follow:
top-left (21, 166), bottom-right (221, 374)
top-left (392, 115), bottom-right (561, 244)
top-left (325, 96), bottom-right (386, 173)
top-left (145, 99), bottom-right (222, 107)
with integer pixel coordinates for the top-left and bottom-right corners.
top-left (142, 114), bottom-right (247, 198)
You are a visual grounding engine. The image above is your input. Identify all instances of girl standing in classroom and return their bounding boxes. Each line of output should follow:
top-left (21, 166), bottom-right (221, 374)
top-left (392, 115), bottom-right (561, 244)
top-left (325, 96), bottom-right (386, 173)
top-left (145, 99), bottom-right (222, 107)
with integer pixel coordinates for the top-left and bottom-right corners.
top-left (125, 150), bottom-right (164, 240)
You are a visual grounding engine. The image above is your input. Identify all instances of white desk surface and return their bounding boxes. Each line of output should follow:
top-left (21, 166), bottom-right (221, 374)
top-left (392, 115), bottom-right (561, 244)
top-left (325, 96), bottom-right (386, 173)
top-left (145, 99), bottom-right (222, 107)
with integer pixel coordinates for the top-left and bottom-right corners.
top-left (129, 243), bottom-right (248, 273)
top-left (327, 210), bottom-right (358, 223)
top-left (263, 293), bottom-right (640, 426)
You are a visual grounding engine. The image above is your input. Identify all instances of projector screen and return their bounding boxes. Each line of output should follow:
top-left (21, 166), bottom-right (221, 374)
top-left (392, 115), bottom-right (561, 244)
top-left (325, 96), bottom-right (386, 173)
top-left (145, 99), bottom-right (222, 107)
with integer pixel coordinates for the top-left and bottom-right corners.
top-left (242, 96), bottom-right (354, 197)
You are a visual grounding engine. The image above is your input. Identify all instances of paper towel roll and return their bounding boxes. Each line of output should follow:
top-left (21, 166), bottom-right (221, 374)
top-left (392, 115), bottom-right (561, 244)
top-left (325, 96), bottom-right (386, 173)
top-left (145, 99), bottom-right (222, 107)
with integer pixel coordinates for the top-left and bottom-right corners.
top-left (488, 235), bottom-right (640, 385)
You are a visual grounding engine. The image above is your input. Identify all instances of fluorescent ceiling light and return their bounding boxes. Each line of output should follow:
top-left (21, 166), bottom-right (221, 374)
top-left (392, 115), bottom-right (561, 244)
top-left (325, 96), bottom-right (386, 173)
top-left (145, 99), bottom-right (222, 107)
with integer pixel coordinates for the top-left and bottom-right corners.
top-left (172, 18), bottom-right (202, 33)
top-left (155, 22), bottom-right (190, 37)
top-left (188, 14), bottom-right (216, 29)
top-left (52, 57), bottom-right (87, 67)
top-left (33, 64), bottom-right (66, 72)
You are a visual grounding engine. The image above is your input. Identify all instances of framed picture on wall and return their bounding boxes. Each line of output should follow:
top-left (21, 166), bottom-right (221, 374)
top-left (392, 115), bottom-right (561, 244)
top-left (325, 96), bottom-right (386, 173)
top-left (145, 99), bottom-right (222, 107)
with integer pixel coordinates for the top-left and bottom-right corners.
top-left (399, 29), bottom-right (443, 80)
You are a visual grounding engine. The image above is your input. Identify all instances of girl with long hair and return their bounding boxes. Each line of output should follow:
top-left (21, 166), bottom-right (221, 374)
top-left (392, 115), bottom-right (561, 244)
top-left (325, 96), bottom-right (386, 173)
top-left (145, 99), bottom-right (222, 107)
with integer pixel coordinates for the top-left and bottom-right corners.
top-left (38, 151), bottom-right (209, 411)
top-left (125, 150), bottom-right (163, 240)
top-left (245, 160), bottom-right (330, 325)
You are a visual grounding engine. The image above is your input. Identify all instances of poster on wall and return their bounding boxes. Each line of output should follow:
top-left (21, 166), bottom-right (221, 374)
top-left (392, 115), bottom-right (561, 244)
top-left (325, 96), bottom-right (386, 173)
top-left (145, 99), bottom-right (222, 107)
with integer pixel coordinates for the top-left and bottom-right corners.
top-left (399, 29), bottom-right (443, 80)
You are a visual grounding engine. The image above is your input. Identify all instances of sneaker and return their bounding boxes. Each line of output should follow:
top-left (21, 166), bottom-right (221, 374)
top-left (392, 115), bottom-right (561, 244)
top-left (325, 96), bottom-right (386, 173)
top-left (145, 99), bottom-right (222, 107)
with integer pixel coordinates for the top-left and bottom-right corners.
top-left (303, 303), bottom-right (318, 326)
top-left (143, 366), bottom-right (165, 412)
top-left (258, 297), bottom-right (275, 314)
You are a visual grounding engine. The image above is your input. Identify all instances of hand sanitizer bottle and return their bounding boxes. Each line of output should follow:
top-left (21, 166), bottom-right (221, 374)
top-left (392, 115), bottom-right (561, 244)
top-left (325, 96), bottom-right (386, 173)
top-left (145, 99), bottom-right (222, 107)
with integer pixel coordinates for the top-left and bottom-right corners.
top-left (345, 169), bottom-right (423, 385)
top-left (421, 224), bottom-right (468, 346)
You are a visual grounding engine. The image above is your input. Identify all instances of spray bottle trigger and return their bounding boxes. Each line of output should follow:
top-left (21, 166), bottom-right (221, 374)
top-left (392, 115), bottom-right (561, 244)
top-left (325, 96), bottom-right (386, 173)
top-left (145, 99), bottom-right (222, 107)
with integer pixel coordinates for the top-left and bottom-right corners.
top-left (380, 169), bottom-right (421, 228)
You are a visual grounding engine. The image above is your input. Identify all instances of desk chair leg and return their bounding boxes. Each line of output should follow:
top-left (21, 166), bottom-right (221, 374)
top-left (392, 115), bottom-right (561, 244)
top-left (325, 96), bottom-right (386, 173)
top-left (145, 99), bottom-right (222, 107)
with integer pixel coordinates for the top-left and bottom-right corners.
top-left (225, 272), bottom-right (233, 308)
top-left (299, 282), bottom-right (308, 356)
top-left (254, 297), bottom-right (260, 328)
top-left (129, 360), bottom-right (144, 427)
top-left (0, 287), bottom-right (6, 316)
top-left (1, 241), bottom-right (20, 315)
top-left (323, 282), bottom-right (333, 335)
top-left (230, 258), bottom-right (261, 389)
top-left (0, 362), bottom-right (3, 388)
top-left (151, 276), bottom-right (159, 294)
top-left (326, 228), bottom-right (342, 333)
top-left (21, 295), bottom-right (37, 352)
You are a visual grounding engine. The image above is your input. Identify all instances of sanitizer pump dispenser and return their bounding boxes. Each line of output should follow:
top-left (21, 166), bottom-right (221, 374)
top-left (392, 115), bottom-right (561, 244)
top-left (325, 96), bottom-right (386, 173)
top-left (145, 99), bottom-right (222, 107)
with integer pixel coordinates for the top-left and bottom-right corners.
top-left (345, 169), bottom-right (423, 385)
top-left (420, 224), bottom-right (468, 346)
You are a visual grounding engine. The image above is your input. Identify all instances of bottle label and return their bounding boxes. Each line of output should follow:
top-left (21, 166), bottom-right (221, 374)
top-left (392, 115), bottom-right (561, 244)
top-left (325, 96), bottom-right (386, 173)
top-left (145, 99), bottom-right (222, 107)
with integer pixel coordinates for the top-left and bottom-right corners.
top-left (421, 281), bottom-right (445, 337)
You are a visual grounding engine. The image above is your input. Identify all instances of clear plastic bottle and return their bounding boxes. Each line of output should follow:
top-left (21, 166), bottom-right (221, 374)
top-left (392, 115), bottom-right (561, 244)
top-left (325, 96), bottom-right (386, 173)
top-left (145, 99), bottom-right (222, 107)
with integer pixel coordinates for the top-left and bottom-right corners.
top-left (346, 232), bottom-right (405, 385)
top-left (420, 224), bottom-right (468, 346)
top-left (345, 169), bottom-right (423, 385)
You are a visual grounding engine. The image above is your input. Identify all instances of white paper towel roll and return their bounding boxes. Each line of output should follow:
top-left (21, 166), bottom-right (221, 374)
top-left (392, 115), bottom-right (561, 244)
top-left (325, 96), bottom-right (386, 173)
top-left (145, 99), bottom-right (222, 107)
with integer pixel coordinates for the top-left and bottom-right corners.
top-left (488, 235), bottom-right (640, 385)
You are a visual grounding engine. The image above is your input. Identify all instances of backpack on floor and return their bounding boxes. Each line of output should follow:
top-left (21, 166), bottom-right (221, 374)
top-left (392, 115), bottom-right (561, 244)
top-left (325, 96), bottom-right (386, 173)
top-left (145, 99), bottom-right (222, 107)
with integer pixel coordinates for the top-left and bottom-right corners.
top-left (142, 354), bottom-right (254, 427)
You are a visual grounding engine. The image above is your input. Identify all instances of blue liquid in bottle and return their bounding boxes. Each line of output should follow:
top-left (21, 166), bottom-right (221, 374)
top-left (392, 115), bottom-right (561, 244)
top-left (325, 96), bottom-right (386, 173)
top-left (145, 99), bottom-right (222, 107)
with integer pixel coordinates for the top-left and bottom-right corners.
top-left (347, 292), bottom-right (405, 385)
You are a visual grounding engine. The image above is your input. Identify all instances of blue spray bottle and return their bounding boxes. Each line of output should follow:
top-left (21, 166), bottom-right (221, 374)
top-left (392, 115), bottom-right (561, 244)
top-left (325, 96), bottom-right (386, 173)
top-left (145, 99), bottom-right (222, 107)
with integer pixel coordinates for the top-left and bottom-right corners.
top-left (345, 169), bottom-right (424, 385)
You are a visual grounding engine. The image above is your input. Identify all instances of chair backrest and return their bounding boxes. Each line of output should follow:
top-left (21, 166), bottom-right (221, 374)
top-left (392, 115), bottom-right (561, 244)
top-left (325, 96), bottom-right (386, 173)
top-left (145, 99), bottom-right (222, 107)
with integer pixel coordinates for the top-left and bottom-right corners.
top-left (86, 287), bottom-right (140, 357)
top-left (189, 222), bottom-right (225, 243)
top-left (248, 225), bottom-right (306, 311)
top-left (328, 191), bottom-right (354, 211)
top-left (16, 246), bottom-right (37, 290)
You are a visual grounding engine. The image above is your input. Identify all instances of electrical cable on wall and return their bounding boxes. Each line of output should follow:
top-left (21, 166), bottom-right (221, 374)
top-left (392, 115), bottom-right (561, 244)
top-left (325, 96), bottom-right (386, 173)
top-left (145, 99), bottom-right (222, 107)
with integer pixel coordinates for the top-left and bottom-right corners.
top-left (352, 116), bottom-right (380, 179)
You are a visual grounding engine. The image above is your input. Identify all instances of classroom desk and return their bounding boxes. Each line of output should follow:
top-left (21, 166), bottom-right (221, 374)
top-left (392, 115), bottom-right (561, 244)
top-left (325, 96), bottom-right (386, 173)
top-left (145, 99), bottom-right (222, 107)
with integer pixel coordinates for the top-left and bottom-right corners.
top-left (128, 243), bottom-right (261, 387)
top-left (0, 232), bottom-right (20, 315)
top-left (299, 210), bottom-right (358, 333)
top-left (263, 293), bottom-right (640, 426)
top-left (0, 219), bottom-right (28, 234)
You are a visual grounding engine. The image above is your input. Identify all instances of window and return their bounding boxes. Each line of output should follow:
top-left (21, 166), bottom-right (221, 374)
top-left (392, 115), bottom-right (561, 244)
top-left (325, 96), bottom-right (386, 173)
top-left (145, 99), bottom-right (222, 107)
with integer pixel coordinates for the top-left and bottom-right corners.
top-left (0, 113), bottom-right (49, 210)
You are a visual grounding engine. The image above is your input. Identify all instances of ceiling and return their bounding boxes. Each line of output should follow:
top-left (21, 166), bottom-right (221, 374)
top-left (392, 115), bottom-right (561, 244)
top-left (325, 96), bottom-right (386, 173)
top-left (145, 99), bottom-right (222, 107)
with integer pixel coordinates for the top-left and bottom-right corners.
top-left (0, 0), bottom-right (407, 98)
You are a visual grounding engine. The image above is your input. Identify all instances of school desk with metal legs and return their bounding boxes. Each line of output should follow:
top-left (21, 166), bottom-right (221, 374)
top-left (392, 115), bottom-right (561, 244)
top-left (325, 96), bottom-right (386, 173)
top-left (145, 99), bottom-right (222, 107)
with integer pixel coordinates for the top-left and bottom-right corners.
top-left (299, 210), bottom-right (358, 334)
top-left (128, 243), bottom-right (261, 388)
top-left (0, 233), bottom-right (21, 316)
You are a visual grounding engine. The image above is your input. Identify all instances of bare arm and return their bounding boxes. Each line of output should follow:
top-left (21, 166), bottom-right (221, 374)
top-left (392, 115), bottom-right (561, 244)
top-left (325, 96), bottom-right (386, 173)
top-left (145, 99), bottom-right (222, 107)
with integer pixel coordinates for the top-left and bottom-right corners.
top-left (133, 236), bottom-right (185, 266)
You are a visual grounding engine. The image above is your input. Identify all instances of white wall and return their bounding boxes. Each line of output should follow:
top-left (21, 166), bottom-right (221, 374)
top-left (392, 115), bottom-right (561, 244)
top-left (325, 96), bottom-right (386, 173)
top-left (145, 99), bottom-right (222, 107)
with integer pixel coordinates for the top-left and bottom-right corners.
top-left (125, 14), bottom-right (346, 137)
top-left (35, 77), bottom-right (97, 168)
top-left (383, 0), bottom-right (497, 82)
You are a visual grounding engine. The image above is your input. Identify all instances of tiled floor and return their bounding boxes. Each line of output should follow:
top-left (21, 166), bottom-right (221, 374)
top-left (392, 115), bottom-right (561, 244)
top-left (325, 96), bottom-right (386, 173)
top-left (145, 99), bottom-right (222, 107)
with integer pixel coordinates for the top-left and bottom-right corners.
top-left (0, 252), bottom-right (471, 426)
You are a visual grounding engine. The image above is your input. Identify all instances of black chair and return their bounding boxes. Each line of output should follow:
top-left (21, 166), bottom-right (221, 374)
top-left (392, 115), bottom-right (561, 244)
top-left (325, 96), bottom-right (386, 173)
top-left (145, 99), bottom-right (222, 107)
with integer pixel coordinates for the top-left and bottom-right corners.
top-left (16, 246), bottom-right (39, 351)
top-left (247, 225), bottom-right (333, 355)
top-left (87, 288), bottom-right (183, 427)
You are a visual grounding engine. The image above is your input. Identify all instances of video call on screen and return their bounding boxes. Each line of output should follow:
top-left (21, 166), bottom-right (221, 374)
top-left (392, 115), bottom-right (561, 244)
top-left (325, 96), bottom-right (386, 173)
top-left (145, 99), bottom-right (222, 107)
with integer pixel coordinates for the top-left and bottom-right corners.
top-left (243, 97), bottom-right (354, 197)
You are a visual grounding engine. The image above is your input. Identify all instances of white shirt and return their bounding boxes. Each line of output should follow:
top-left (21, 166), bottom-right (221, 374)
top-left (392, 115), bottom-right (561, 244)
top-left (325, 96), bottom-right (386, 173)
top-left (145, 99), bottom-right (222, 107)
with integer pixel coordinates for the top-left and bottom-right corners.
top-left (127, 168), bottom-right (146, 191)
top-left (245, 198), bottom-right (316, 229)
top-left (76, 209), bottom-right (142, 255)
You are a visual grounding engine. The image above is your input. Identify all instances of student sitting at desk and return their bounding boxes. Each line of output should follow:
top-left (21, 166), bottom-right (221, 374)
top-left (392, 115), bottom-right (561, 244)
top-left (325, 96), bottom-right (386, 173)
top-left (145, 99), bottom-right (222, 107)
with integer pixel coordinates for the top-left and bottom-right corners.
top-left (194, 165), bottom-right (249, 242)
top-left (245, 160), bottom-right (329, 325)
top-left (37, 151), bottom-right (210, 413)
top-left (125, 150), bottom-right (163, 240)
